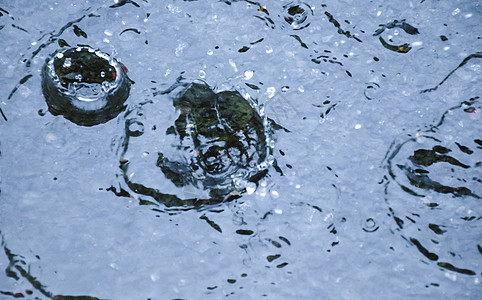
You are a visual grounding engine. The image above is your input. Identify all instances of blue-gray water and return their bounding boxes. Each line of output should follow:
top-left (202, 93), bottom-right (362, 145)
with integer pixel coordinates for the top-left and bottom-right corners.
top-left (0, 0), bottom-right (480, 299)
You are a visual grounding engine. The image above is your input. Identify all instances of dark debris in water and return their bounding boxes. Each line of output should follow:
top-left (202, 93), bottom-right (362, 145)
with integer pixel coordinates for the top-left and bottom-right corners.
top-left (437, 262), bottom-right (475, 276)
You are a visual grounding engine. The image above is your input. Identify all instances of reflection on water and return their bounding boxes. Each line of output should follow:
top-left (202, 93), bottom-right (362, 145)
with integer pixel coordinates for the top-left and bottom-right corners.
top-left (385, 97), bottom-right (481, 276)
top-left (119, 80), bottom-right (271, 209)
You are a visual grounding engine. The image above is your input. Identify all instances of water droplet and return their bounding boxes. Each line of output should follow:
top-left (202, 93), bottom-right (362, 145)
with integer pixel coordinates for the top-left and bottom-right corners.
top-left (62, 58), bottom-right (71, 68)
top-left (246, 182), bottom-right (256, 194)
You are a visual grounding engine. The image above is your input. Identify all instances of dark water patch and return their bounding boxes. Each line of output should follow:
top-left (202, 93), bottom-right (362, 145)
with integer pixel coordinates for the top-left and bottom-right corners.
top-left (238, 46), bottom-right (250, 53)
top-left (73, 25), bottom-right (87, 38)
top-left (110, 0), bottom-right (140, 9)
top-left (58, 38), bottom-right (70, 47)
top-left (236, 229), bottom-right (254, 235)
top-left (410, 238), bottom-right (439, 261)
top-left (437, 262), bottom-right (475, 276)
top-left (200, 215), bottom-right (223, 233)
top-left (428, 224), bottom-right (446, 235)
top-left (266, 254), bottom-right (280, 262)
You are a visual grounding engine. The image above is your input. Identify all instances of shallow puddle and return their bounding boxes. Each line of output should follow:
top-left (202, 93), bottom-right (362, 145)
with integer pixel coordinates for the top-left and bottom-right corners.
top-left (0, 0), bottom-right (480, 299)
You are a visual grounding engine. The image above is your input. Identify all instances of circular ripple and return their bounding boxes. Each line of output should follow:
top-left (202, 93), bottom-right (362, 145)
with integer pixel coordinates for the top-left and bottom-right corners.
top-left (385, 99), bottom-right (481, 275)
top-left (41, 46), bottom-right (130, 126)
top-left (362, 218), bottom-right (379, 233)
top-left (120, 81), bottom-right (270, 209)
top-left (282, 2), bottom-right (313, 30)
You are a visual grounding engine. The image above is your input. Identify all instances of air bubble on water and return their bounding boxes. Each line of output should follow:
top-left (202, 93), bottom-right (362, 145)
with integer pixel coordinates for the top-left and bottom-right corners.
top-left (377, 11), bottom-right (382, 16)
top-left (266, 46), bottom-right (273, 53)
top-left (244, 70), bottom-right (254, 80)
top-left (271, 190), bottom-right (279, 198)
top-left (298, 86), bottom-right (305, 93)
top-left (355, 124), bottom-right (362, 129)
top-left (281, 86), bottom-right (289, 92)
top-left (274, 208), bottom-right (282, 214)
top-left (101, 71), bottom-right (105, 78)
top-left (207, 50), bottom-right (213, 55)
top-left (102, 81), bottom-right (111, 92)
top-left (452, 8), bottom-right (460, 16)
top-left (56, 52), bottom-right (64, 59)
top-left (246, 182), bottom-right (256, 195)
top-left (266, 87), bottom-right (276, 98)
top-left (103, 38), bottom-right (110, 43)
top-left (76, 47), bottom-right (82, 52)
top-left (199, 70), bottom-right (206, 78)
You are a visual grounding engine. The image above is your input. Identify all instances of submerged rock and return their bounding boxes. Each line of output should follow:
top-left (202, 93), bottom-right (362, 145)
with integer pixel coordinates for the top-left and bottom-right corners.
top-left (120, 81), bottom-right (270, 209)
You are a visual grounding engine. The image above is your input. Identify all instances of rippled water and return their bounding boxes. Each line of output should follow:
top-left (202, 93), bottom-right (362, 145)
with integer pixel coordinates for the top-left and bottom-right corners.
top-left (0, 0), bottom-right (480, 299)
